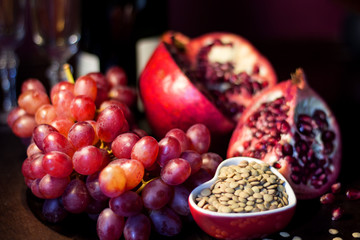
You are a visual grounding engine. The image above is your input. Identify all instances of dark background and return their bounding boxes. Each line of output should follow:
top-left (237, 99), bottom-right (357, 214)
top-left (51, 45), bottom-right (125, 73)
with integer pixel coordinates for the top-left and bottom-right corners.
top-left (2, 0), bottom-right (360, 239)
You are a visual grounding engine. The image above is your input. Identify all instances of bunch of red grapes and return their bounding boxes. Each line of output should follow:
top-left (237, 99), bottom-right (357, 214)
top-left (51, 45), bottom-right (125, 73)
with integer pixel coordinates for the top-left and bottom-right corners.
top-left (7, 66), bottom-right (223, 240)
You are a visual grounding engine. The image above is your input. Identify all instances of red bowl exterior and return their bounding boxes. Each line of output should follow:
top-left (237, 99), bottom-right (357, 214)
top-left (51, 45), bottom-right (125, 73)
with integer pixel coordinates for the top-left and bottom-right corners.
top-left (189, 199), bottom-right (295, 240)
top-left (188, 157), bottom-right (297, 240)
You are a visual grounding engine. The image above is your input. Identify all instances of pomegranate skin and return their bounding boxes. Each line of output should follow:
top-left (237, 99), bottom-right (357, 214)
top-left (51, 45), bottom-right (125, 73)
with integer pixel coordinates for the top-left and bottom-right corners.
top-left (140, 41), bottom-right (234, 138)
top-left (227, 69), bottom-right (342, 199)
top-left (139, 32), bottom-right (277, 139)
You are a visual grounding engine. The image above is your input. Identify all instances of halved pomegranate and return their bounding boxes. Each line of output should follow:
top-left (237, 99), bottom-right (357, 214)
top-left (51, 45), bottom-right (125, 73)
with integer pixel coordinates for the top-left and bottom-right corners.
top-left (227, 69), bottom-right (341, 199)
top-left (139, 31), bottom-right (277, 141)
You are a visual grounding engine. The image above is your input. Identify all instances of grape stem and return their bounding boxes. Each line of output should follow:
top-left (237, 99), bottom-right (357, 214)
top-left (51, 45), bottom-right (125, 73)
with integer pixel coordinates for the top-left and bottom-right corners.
top-left (136, 177), bottom-right (159, 194)
top-left (99, 140), bottom-right (113, 155)
top-left (63, 64), bottom-right (75, 84)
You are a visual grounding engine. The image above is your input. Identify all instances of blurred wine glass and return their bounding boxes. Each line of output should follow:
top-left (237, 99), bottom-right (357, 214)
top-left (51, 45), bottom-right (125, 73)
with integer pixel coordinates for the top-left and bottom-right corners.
top-left (0, 0), bottom-right (26, 123)
top-left (30, 0), bottom-right (81, 87)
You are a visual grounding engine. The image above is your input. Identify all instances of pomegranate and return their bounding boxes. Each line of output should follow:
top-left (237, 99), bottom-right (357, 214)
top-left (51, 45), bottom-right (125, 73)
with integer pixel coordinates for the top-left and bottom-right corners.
top-left (227, 69), bottom-right (341, 199)
top-left (139, 31), bottom-right (277, 140)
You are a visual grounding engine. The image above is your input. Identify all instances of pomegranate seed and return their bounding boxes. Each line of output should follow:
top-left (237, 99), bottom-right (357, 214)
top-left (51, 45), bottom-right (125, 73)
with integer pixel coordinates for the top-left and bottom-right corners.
top-left (313, 109), bottom-right (327, 121)
top-left (273, 162), bottom-right (281, 169)
top-left (242, 140), bottom-right (251, 150)
top-left (321, 130), bottom-right (335, 142)
top-left (320, 193), bottom-right (335, 204)
top-left (298, 114), bottom-right (312, 123)
top-left (278, 120), bottom-right (291, 133)
top-left (295, 140), bottom-right (309, 155)
top-left (346, 188), bottom-right (360, 200)
top-left (252, 65), bottom-right (260, 74)
top-left (313, 110), bottom-right (329, 130)
top-left (297, 121), bottom-right (313, 136)
top-left (282, 143), bottom-right (293, 156)
top-left (323, 142), bottom-right (334, 155)
top-left (331, 182), bottom-right (341, 194)
top-left (331, 207), bottom-right (344, 220)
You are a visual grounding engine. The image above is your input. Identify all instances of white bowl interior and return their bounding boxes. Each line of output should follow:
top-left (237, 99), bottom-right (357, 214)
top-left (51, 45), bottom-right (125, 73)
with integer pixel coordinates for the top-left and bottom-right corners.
top-left (189, 157), bottom-right (297, 218)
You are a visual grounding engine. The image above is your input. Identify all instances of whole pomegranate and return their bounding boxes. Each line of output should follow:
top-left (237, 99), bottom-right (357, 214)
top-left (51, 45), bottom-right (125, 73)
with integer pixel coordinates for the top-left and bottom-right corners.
top-left (227, 69), bottom-right (341, 199)
top-left (139, 31), bottom-right (277, 140)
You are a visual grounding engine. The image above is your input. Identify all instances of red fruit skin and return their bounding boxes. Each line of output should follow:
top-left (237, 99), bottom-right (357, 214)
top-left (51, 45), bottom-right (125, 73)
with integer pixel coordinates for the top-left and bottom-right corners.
top-left (140, 42), bottom-right (234, 138)
top-left (227, 72), bottom-right (342, 199)
top-left (139, 32), bottom-right (277, 139)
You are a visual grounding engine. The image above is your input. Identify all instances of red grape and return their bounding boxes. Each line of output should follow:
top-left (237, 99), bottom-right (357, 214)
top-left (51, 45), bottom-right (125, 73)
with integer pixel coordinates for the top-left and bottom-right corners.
top-left (86, 120), bottom-right (99, 145)
top-left (161, 158), bottom-right (191, 185)
top-left (86, 72), bottom-right (110, 107)
top-left (18, 89), bottom-right (50, 115)
top-left (99, 100), bottom-right (134, 124)
top-left (26, 142), bottom-right (42, 158)
top-left (33, 124), bottom-right (58, 151)
top-left (12, 114), bottom-right (37, 138)
top-left (108, 85), bottom-right (137, 107)
top-left (86, 171), bottom-right (109, 202)
top-left (7, 107), bottom-right (26, 128)
top-left (149, 207), bottom-right (182, 237)
top-left (62, 178), bottom-right (90, 213)
top-left (106, 66), bottom-right (127, 87)
top-left (123, 213), bottom-right (151, 240)
top-left (42, 198), bottom-right (68, 223)
top-left (73, 146), bottom-right (103, 175)
top-left (96, 105), bottom-right (128, 142)
top-left (180, 150), bottom-right (202, 175)
top-left (22, 157), bottom-right (34, 179)
top-left (186, 123), bottom-right (211, 154)
top-left (156, 136), bottom-right (181, 167)
top-left (201, 152), bottom-right (223, 175)
top-left (29, 153), bottom-right (46, 179)
top-left (74, 75), bottom-right (97, 101)
top-left (50, 81), bottom-right (74, 100)
top-left (110, 159), bottom-right (144, 191)
top-left (141, 178), bottom-right (173, 210)
top-left (68, 121), bottom-right (96, 149)
top-left (111, 133), bottom-right (140, 159)
top-left (169, 185), bottom-right (190, 216)
top-left (131, 128), bottom-right (148, 138)
top-left (42, 151), bottom-right (73, 178)
top-left (165, 128), bottom-right (190, 152)
top-left (99, 164), bottom-right (127, 198)
top-left (35, 104), bottom-right (57, 124)
top-left (51, 89), bottom-right (75, 119)
top-left (109, 191), bottom-right (143, 217)
top-left (39, 174), bottom-right (69, 199)
top-left (70, 95), bottom-right (96, 121)
top-left (43, 131), bottom-right (75, 157)
top-left (31, 178), bottom-right (45, 198)
top-left (131, 136), bottom-right (159, 169)
top-left (49, 118), bottom-right (74, 137)
top-left (97, 208), bottom-right (125, 240)
top-left (21, 78), bottom-right (46, 93)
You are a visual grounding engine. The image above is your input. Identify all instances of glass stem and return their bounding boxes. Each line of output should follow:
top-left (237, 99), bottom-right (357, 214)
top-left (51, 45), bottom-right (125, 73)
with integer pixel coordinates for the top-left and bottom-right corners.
top-left (0, 49), bottom-right (19, 112)
top-left (46, 60), bottom-right (61, 88)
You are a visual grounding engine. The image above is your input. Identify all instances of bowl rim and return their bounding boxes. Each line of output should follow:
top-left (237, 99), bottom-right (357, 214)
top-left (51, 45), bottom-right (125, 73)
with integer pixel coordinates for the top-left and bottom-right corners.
top-left (189, 156), bottom-right (297, 218)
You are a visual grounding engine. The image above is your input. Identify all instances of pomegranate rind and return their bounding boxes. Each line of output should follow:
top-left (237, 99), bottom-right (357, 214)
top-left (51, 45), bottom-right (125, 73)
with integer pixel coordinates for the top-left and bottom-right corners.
top-left (140, 31), bottom-right (277, 139)
top-left (227, 75), bottom-right (342, 199)
top-left (139, 42), bottom-right (235, 138)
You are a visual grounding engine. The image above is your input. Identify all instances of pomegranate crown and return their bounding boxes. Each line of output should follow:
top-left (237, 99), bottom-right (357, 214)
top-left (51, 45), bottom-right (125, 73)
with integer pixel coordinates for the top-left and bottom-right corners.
top-left (290, 68), bottom-right (307, 90)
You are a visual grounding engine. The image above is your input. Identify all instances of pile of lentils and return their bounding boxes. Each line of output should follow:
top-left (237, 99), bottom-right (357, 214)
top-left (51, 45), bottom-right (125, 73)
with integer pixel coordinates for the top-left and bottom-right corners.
top-left (195, 160), bottom-right (289, 213)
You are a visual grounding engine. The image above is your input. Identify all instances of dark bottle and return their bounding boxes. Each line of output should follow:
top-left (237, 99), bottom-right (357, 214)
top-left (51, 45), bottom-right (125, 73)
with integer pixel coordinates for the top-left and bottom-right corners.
top-left (80, 0), bottom-right (168, 86)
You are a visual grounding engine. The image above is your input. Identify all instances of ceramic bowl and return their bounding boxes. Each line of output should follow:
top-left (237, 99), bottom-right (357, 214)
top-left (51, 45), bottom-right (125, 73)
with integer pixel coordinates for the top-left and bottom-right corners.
top-left (188, 157), bottom-right (296, 240)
